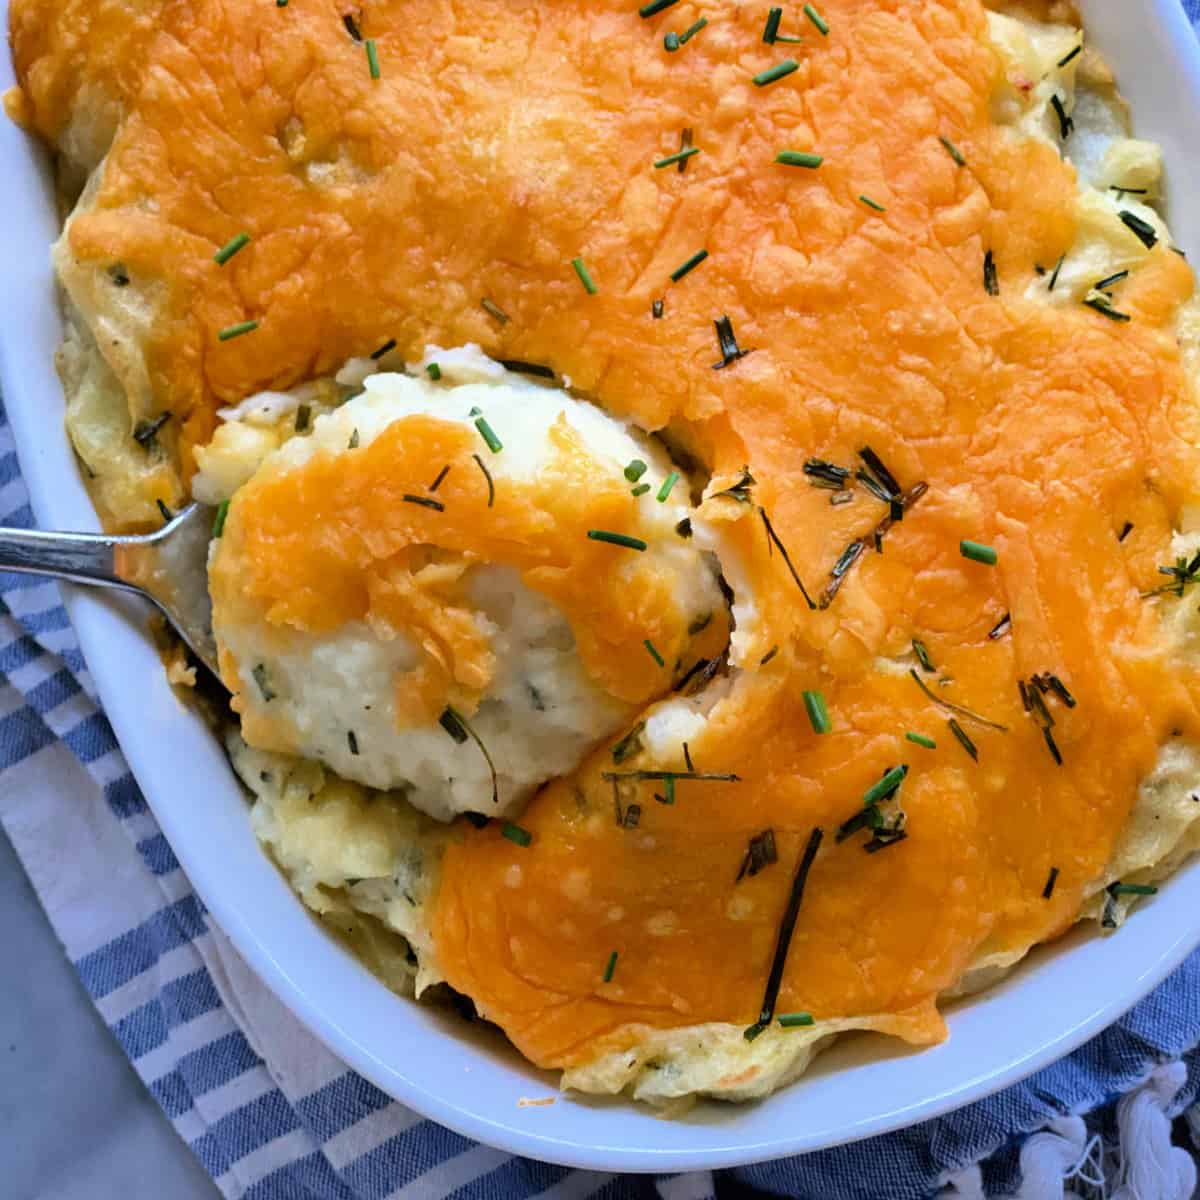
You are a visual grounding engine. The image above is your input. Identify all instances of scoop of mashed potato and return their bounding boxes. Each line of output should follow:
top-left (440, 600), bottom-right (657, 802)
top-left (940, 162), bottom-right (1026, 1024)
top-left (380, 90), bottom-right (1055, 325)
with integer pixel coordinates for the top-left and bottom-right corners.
top-left (204, 349), bottom-right (730, 822)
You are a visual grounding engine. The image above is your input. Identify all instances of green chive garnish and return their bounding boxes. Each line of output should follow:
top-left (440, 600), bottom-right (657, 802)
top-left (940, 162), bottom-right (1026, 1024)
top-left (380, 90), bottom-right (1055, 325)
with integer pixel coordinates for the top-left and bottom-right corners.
top-left (803, 3), bottom-right (829, 34)
top-left (905, 731), bottom-right (936, 750)
top-left (639, 0), bottom-right (678, 15)
top-left (863, 765), bottom-right (907, 806)
top-left (625, 459), bottom-right (648, 482)
top-left (469, 407), bottom-right (503, 454)
top-left (212, 499), bottom-right (230, 538)
top-left (655, 146), bottom-right (700, 169)
top-left (664, 31), bottom-right (680, 51)
top-left (631, 483), bottom-right (651, 497)
top-left (744, 1023), bottom-right (766, 1042)
top-left (1109, 882), bottom-right (1157, 896)
top-left (644, 639), bottom-right (665, 667)
top-left (657, 471), bottom-right (680, 502)
top-left (572, 256), bottom-right (598, 294)
top-left (588, 530), bottom-right (648, 551)
top-left (776, 150), bottom-right (823, 168)
top-left (778, 1011), bottom-right (814, 1027)
top-left (670, 248), bottom-right (709, 282)
top-left (481, 298), bottom-right (509, 324)
top-left (763, 7), bottom-right (782, 42)
top-left (679, 17), bottom-right (707, 43)
top-left (218, 320), bottom-right (258, 342)
top-left (365, 39), bottom-right (380, 79)
top-left (213, 232), bottom-right (250, 265)
top-left (276, 0), bottom-right (287, 7)
top-left (960, 540), bottom-right (998, 566)
top-left (754, 60), bottom-right (799, 87)
top-left (858, 195), bottom-right (886, 212)
top-left (803, 690), bottom-right (831, 734)
top-left (426, 363), bottom-right (442, 380)
top-left (602, 950), bottom-right (618, 982)
top-left (501, 822), bottom-right (532, 848)
top-left (939, 136), bottom-right (966, 167)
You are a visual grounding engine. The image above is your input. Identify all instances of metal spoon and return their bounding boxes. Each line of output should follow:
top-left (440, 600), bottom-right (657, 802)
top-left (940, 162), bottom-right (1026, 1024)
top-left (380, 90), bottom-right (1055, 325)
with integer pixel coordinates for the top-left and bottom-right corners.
top-left (0, 503), bottom-right (221, 677)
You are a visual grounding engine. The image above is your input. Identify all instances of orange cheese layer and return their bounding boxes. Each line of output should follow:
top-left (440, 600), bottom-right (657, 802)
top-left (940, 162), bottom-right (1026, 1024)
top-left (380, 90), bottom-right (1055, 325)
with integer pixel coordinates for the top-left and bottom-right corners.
top-left (13, 0), bottom-right (1200, 1068)
top-left (210, 414), bottom-right (726, 715)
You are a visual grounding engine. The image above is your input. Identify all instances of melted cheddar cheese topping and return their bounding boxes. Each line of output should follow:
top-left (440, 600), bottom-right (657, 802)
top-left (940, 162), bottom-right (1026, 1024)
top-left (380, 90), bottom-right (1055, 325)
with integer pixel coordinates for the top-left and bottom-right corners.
top-left (12, 0), bottom-right (1200, 1083)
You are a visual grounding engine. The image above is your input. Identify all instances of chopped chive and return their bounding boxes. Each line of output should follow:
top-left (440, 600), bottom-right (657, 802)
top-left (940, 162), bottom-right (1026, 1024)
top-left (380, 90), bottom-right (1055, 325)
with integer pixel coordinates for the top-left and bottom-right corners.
top-left (754, 59), bottom-right (799, 87)
top-left (988, 612), bottom-right (1011, 640)
top-left (348, 428), bottom-right (360, 449)
top-left (611, 722), bottom-right (646, 764)
top-left (1042, 725), bottom-right (1063, 766)
top-left (675, 517), bottom-right (693, 538)
top-left (277, 1), bottom-right (287, 8)
top-left (602, 950), bottom-right (618, 982)
top-left (652, 299), bottom-right (664, 319)
top-left (1057, 42), bottom-right (1082, 67)
top-left (1094, 270), bottom-right (1129, 292)
top-left (803, 690), bottom-right (831, 734)
top-left (858, 446), bottom-right (902, 498)
top-left (912, 638), bottom-right (935, 672)
top-left (133, 412), bottom-right (170, 448)
top-left (760, 646), bottom-right (779, 665)
top-left (218, 319), bottom-right (258, 341)
top-left (682, 742), bottom-right (695, 771)
top-left (429, 464), bottom-right (451, 492)
top-left (804, 458), bottom-right (851, 488)
top-left (744, 1023), bottom-right (766, 1042)
top-left (402, 493), bottom-right (445, 512)
top-left (983, 249), bottom-right (999, 296)
top-left (426, 363), bottom-right (442, 380)
top-left (754, 826), bottom-right (823, 1026)
top-left (252, 663), bottom-right (275, 701)
top-left (365, 39), bottom-right (380, 79)
top-left (679, 17), bottom-right (706, 43)
top-left (1119, 210), bottom-right (1158, 249)
top-left (370, 337), bottom-right (397, 359)
top-left (663, 775), bottom-right (676, 805)
top-left (295, 404), bottom-right (311, 432)
top-left (938, 135), bottom-right (966, 167)
top-left (1050, 93), bottom-right (1073, 139)
top-left (960, 540), bottom-right (998, 566)
top-left (472, 453), bottom-right (495, 508)
top-left (909, 669), bottom-right (1008, 732)
top-left (670, 248), bottom-right (709, 282)
top-left (1042, 866), bottom-right (1060, 898)
top-left (347, 730), bottom-right (359, 756)
top-left (639, 0), bottom-right (678, 15)
top-left (905, 731), bottom-right (936, 750)
top-left (736, 829), bottom-right (778, 881)
top-left (625, 459), bottom-right (648, 482)
top-left (499, 359), bottom-right (555, 379)
top-left (463, 812), bottom-right (490, 829)
top-left (763, 7), bottom-right (782, 42)
top-left (440, 706), bottom-right (500, 805)
top-left (602, 769), bottom-right (740, 782)
top-left (588, 529), bottom-right (648, 551)
top-left (622, 803), bottom-right (642, 829)
top-left (1118, 521), bottom-right (1134, 543)
top-left (342, 12), bottom-right (362, 40)
top-left (863, 765), bottom-right (907, 807)
top-left (654, 146), bottom-right (700, 169)
top-left (678, 127), bottom-right (694, 174)
top-left (644, 639), bottom-right (665, 667)
top-left (759, 507), bottom-right (817, 609)
top-left (947, 718), bottom-right (978, 761)
top-left (664, 31), bottom-right (680, 51)
top-left (778, 1011), bottom-right (815, 1027)
top-left (776, 34), bottom-right (804, 43)
top-left (469, 407), bottom-right (503, 453)
top-left (631, 483), bottom-right (651, 497)
top-left (1083, 297), bottom-right (1132, 322)
top-left (657, 471), bottom-right (680, 502)
top-left (213, 232), bottom-right (250, 265)
top-left (501, 822), bottom-right (532, 848)
top-left (775, 150), bottom-right (823, 169)
top-left (571, 256), bottom-right (598, 294)
top-left (858, 194), bottom-right (886, 212)
top-left (1047, 254), bottom-right (1065, 291)
top-left (212, 499), bottom-right (230, 538)
top-left (803, 3), bottom-right (829, 34)
top-left (712, 315), bottom-right (750, 368)
top-left (481, 297), bottom-right (509, 324)
top-left (1109, 882), bottom-right (1157, 896)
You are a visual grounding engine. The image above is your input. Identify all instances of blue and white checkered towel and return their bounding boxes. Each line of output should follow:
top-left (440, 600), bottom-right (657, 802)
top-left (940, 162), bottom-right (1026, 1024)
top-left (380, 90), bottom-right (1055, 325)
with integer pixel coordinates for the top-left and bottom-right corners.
top-left (9, 12), bottom-right (1200, 1187)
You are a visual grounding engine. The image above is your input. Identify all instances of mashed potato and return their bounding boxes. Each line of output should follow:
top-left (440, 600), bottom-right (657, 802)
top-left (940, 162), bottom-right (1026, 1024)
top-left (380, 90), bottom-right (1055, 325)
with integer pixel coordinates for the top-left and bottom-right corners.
top-left (206, 350), bottom-right (730, 821)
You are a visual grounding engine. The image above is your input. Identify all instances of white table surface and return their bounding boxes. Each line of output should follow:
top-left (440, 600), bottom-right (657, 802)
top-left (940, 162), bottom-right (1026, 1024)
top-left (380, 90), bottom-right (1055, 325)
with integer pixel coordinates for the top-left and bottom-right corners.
top-left (0, 821), bottom-right (220, 1200)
